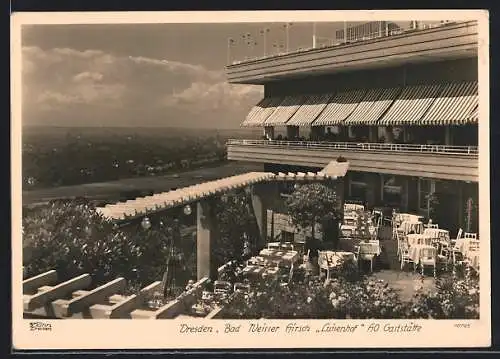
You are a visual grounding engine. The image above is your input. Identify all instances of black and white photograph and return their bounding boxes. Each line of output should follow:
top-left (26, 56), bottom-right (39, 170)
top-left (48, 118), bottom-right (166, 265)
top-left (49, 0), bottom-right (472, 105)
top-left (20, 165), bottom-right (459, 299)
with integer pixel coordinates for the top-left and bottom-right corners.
top-left (11, 10), bottom-right (490, 350)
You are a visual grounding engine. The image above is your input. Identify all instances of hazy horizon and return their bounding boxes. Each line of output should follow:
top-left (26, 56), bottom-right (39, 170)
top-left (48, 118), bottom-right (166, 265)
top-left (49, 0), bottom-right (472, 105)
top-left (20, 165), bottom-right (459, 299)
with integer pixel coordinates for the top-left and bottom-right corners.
top-left (21, 21), bottom-right (418, 129)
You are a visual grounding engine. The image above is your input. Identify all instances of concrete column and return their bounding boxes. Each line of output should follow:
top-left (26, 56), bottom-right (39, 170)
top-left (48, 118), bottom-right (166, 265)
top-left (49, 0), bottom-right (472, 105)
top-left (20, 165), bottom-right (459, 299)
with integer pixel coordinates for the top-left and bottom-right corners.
top-left (286, 125), bottom-right (299, 140)
top-left (445, 127), bottom-right (452, 145)
top-left (251, 182), bottom-right (280, 245)
top-left (264, 126), bottom-right (275, 140)
top-left (197, 200), bottom-right (219, 281)
top-left (458, 182), bottom-right (464, 229)
top-left (368, 127), bottom-right (377, 142)
top-left (365, 173), bottom-right (381, 209)
top-left (401, 178), bottom-right (409, 212)
top-left (407, 177), bottom-right (419, 212)
top-left (310, 126), bottom-right (324, 140)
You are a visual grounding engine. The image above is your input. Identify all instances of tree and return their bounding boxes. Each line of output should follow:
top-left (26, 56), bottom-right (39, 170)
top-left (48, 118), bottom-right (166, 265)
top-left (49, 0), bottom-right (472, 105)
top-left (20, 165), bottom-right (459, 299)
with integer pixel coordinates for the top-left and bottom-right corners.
top-left (22, 199), bottom-right (143, 286)
top-left (286, 183), bottom-right (340, 250)
top-left (212, 191), bottom-right (260, 268)
top-left (22, 199), bottom-right (195, 294)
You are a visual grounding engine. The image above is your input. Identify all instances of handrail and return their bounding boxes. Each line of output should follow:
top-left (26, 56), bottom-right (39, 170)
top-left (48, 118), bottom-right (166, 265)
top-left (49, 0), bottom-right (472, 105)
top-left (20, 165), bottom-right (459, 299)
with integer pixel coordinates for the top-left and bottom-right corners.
top-left (227, 20), bottom-right (475, 66)
top-left (227, 139), bottom-right (478, 156)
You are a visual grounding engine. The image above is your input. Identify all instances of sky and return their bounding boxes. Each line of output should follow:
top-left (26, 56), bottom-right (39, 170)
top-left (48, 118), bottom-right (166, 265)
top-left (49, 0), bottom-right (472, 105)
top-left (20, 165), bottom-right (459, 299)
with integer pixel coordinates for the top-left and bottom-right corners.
top-left (20, 21), bottom-right (415, 129)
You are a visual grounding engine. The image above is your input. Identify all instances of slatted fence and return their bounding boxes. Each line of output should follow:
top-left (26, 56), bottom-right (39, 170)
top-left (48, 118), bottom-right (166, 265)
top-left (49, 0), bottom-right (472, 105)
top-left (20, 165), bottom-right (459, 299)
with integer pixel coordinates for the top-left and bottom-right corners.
top-left (22, 269), bottom-right (209, 319)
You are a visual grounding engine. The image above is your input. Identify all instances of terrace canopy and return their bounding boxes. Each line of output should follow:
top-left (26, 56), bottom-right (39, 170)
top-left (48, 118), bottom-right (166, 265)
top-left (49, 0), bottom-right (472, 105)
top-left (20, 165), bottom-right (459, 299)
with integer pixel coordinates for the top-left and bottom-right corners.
top-left (286, 93), bottom-right (333, 126)
top-left (419, 81), bottom-right (478, 125)
top-left (344, 87), bottom-right (401, 125)
top-left (377, 84), bottom-right (443, 126)
top-left (241, 81), bottom-right (479, 128)
top-left (263, 95), bottom-right (306, 126)
top-left (312, 89), bottom-right (366, 126)
top-left (241, 97), bottom-right (285, 127)
top-left (97, 160), bottom-right (349, 222)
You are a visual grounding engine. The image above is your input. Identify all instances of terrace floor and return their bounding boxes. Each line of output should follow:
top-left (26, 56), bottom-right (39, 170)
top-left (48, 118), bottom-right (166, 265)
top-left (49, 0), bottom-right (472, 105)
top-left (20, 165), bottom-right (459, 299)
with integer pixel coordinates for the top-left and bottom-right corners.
top-left (369, 270), bottom-right (437, 302)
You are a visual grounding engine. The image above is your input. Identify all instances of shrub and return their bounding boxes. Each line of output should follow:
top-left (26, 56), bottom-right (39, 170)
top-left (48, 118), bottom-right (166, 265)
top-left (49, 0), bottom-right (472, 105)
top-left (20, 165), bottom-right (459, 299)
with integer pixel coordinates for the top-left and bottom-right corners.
top-left (23, 199), bottom-right (144, 286)
top-left (222, 278), bottom-right (333, 319)
top-left (327, 278), bottom-right (408, 319)
top-left (22, 199), bottom-right (189, 292)
top-left (407, 268), bottom-right (480, 319)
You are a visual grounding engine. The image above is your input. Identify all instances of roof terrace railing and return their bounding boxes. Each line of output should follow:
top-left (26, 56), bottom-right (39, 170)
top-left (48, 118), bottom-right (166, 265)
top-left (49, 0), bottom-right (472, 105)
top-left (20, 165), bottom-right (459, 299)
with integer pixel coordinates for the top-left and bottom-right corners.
top-left (227, 139), bottom-right (478, 156)
top-left (227, 20), bottom-right (472, 66)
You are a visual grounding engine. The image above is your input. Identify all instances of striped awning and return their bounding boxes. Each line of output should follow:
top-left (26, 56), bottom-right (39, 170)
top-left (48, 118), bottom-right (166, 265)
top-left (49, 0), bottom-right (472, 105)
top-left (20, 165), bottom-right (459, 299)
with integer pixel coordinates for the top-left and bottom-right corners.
top-left (241, 97), bottom-right (285, 127)
top-left (378, 84), bottom-right (443, 126)
top-left (264, 95), bottom-right (305, 126)
top-left (344, 87), bottom-right (401, 125)
top-left (419, 81), bottom-right (478, 125)
top-left (312, 89), bottom-right (366, 126)
top-left (467, 105), bottom-right (478, 124)
top-left (286, 93), bottom-right (334, 126)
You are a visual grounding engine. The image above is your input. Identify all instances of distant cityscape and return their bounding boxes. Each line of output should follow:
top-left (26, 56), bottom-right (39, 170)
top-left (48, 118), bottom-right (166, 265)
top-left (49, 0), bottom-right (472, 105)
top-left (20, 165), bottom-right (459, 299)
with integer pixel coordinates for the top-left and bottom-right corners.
top-left (22, 126), bottom-right (261, 190)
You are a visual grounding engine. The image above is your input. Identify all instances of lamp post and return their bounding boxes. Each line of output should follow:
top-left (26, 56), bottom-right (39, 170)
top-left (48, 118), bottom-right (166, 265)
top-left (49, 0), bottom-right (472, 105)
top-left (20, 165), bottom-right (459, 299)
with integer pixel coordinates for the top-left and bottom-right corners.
top-left (227, 38), bottom-right (235, 65)
top-left (260, 28), bottom-right (270, 56)
top-left (283, 23), bottom-right (292, 52)
top-left (312, 22), bottom-right (317, 49)
top-left (242, 33), bottom-right (249, 59)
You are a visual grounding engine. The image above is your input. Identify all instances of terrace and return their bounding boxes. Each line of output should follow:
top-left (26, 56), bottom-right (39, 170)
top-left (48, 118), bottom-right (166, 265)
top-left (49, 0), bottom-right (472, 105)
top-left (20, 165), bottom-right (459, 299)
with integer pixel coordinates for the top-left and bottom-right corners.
top-left (226, 20), bottom-right (477, 84)
top-left (23, 159), bottom-right (480, 320)
top-left (227, 140), bottom-right (478, 182)
top-left (23, 202), bottom-right (480, 319)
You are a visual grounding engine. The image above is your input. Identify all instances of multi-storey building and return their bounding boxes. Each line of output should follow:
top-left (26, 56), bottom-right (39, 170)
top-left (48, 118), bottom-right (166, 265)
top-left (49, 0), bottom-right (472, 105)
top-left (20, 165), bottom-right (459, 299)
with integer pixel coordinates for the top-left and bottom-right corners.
top-left (226, 20), bottom-right (479, 234)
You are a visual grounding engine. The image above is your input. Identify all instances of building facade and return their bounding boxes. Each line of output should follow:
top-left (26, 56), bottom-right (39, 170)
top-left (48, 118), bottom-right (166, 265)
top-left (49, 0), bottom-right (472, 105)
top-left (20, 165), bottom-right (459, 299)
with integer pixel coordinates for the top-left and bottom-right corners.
top-left (225, 20), bottom-right (479, 235)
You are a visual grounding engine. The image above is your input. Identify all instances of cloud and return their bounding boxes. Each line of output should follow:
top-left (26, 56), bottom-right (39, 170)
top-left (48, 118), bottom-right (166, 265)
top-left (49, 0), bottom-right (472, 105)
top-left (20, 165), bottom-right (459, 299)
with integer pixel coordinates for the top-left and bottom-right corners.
top-left (21, 46), bottom-right (263, 128)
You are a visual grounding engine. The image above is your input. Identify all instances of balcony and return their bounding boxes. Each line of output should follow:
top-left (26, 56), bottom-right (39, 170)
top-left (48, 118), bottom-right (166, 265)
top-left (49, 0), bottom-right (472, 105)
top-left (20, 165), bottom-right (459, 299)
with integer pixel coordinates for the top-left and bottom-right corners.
top-left (226, 21), bottom-right (477, 85)
top-left (227, 140), bottom-right (478, 182)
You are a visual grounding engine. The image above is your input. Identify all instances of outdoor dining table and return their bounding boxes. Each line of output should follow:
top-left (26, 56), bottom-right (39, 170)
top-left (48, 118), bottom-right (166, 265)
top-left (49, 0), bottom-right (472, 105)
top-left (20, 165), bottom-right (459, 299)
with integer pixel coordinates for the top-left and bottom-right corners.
top-left (318, 251), bottom-right (357, 268)
top-left (318, 251), bottom-right (357, 280)
top-left (241, 265), bottom-right (266, 278)
top-left (395, 213), bottom-right (424, 224)
top-left (340, 224), bottom-right (356, 236)
top-left (399, 220), bottom-right (424, 235)
top-left (407, 233), bottom-right (433, 246)
top-left (259, 249), bottom-right (300, 266)
top-left (467, 250), bottom-right (480, 271)
top-left (409, 244), bottom-right (435, 266)
top-left (358, 241), bottom-right (382, 256)
top-left (423, 228), bottom-right (450, 241)
top-left (454, 238), bottom-right (480, 256)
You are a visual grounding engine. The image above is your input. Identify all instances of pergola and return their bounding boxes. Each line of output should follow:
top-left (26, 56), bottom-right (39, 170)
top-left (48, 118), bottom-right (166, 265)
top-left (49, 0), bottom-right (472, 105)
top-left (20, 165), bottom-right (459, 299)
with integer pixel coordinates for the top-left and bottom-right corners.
top-left (97, 161), bottom-right (349, 280)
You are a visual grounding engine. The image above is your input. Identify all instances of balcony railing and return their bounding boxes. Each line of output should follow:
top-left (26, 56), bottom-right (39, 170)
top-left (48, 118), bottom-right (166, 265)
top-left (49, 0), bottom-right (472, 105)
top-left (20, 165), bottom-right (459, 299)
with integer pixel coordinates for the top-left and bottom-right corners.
top-left (227, 139), bottom-right (478, 156)
top-left (227, 20), bottom-right (467, 66)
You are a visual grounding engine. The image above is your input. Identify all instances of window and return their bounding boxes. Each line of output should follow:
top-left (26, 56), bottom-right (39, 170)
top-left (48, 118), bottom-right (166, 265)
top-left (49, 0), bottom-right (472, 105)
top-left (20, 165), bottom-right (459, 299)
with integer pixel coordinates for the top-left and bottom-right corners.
top-left (349, 172), bottom-right (367, 203)
top-left (418, 178), bottom-right (435, 212)
top-left (382, 175), bottom-right (403, 207)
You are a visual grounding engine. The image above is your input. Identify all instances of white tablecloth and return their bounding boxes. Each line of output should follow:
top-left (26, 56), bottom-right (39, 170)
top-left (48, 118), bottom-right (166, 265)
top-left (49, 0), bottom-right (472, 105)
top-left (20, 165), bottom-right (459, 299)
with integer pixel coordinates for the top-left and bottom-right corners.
top-left (454, 238), bottom-right (480, 257)
top-left (399, 220), bottom-right (424, 235)
top-left (407, 233), bottom-right (433, 246)
top-left (423, 228), bottom-right (450, 241)
top-left (409, 244), bottom-right (436, 265)
top-left (358, 242), bottom-right (381, 256)
top-left (259, 249), bottom-right (300, 265)
top-left (467, 249), bottom-right (480, 271)
top-left (318, 251), bottom-right (356, 269)
top-left (242, 265), bottom-right (265, 277)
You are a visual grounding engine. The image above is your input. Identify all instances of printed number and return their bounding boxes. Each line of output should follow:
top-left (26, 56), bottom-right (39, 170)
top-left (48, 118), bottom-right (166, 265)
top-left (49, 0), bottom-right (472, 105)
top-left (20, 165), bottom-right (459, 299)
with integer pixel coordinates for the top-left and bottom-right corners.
top-left (454, 323), bottom-right (471, 329)
top-left (29, 322), bottom-right (52, 332)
